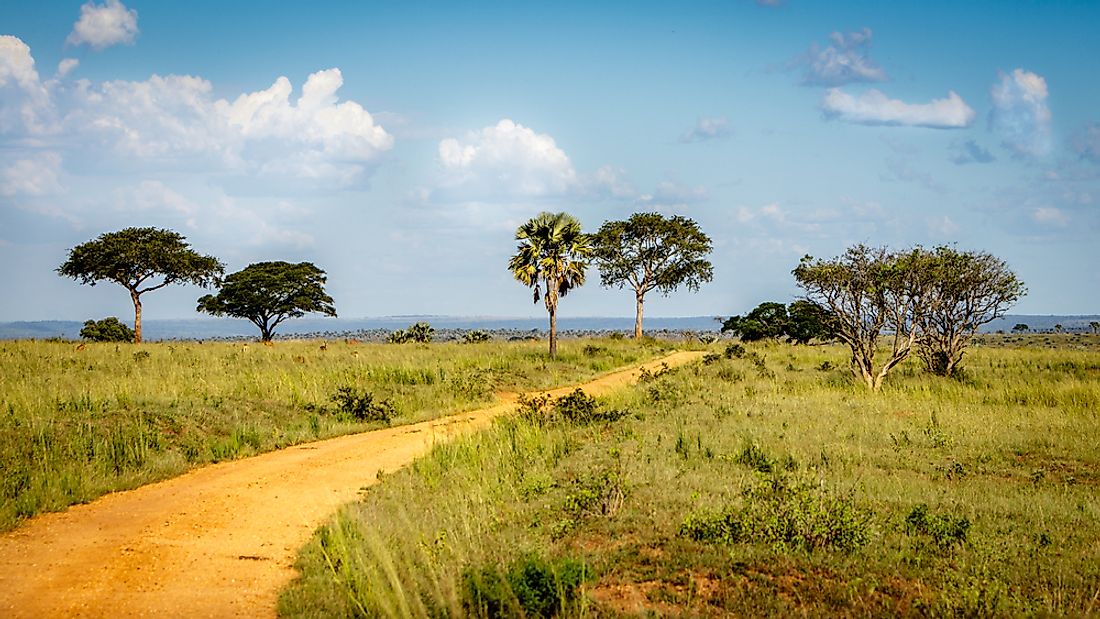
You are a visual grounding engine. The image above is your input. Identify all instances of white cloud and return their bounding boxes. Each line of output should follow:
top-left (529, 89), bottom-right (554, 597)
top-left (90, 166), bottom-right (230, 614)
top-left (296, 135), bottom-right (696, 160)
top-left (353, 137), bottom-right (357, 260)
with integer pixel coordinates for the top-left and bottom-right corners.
top-left (435, 119), bottom-right (578, 200)
top-left (680, 116), bottom-right (731, 143)
top-left (1033, 206), bottom-right (1068, 226)
top-left (0, 36), bottom-right (52, 134)
top-left (57, 58), bottom-right (80, 78)
top-left (1, 152), bottom-right (63, 197)
top-left (821, 88), bottom-right (975, 129)
top-left (66, 0), bottom-right (139, 50)
top-left (799, 28), bottom-right (887, 87)
top-left (990, 69), bottom-right (1051, 157)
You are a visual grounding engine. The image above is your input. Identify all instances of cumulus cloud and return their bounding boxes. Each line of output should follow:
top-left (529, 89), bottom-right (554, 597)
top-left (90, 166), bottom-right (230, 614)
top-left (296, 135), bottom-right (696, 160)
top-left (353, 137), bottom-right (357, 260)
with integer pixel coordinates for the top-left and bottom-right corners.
top-left (798, 28), bottom-right (887, 87)
top-left (821, 88), bottom-right (975, 129)
top-left (1071, 122), bottom-right (1100, 163)
top-left (990, 69), bottom-right (1051, 158)
top-left (0, 152), bottom-right (63, 197)
top-left (680, 116), bottom-right (731, 143)
top-left (0, 36), bottom-right (52, 134)
top-left (951, 139), bottom-right (996, 165)
top-left (57, 58), bottom-right (80, 78)
top-left (66, 0), bottom-right (139, 50)
top-left (435, 119), bottom-right (578, 200)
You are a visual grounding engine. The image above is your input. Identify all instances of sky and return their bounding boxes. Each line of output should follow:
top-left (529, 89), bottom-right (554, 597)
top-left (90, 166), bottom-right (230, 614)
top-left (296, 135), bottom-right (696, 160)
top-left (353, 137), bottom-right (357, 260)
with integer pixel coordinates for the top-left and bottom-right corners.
top-left (1, 0), bottom-right (1098, 322)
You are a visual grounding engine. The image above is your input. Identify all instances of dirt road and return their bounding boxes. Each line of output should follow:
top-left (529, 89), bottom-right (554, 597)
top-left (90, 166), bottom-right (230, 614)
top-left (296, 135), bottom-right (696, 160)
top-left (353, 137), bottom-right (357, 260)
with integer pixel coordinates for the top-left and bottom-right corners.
top-left (0, 351), bottom-right (702, 618)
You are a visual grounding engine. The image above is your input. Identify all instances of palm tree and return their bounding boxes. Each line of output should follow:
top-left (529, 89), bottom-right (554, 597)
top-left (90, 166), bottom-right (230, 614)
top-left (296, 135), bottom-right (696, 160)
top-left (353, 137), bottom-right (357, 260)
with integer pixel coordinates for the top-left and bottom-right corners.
top-left (508, 212), bottom-right (591, 357)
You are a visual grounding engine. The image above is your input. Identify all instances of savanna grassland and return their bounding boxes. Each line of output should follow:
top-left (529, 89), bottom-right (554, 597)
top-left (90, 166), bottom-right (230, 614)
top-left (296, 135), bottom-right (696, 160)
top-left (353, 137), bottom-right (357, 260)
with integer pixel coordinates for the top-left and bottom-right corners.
top-left (279, 336), bottom-right (1100, 617)
top-left (0, 337), bottom-right (677, 531)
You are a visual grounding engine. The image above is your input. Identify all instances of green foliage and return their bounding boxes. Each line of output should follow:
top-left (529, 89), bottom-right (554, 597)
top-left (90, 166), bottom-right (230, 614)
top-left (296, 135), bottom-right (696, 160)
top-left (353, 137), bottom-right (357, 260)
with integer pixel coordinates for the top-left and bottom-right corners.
top-left (196, 261), bottom-right (336, 341)
top-left (57, 227), bottom-right (223, 343)
top-left (463, 329), bottom-right (492, 343)
top-left (517, 389), bottom-right (625, 426)
top-left (1012, 323), bottom-right (1029, 333)
top-left (79, 317), bottom-right (134, 343)
top-left (591, 212), bottom-right (713, 337)
top-left (679, 474), bottom-right (872, 552)
top-left (388, 321), bottom-right (435, 344)
top-left (462, 555), bottom-right (588, 618)
top-left (508, 212), bottom-right (592, 356)
top-left (905, 504), bottom-right (970, 549)
top-left (722, 300), bottom-right (835, 344)
top-left (330, 386), bottom-right (395, 423)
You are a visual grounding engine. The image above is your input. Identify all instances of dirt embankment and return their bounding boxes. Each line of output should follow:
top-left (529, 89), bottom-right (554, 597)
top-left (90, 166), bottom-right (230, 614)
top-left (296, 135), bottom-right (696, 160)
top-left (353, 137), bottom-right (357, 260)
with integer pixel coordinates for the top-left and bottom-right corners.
top-left (0, 351), bottom-right (703, 618)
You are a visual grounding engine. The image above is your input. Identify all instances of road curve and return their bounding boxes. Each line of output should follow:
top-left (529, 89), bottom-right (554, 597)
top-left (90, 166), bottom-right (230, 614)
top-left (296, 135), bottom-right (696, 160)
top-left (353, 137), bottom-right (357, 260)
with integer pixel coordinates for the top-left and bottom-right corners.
top-left (0, 350), bottom-right (703, 618)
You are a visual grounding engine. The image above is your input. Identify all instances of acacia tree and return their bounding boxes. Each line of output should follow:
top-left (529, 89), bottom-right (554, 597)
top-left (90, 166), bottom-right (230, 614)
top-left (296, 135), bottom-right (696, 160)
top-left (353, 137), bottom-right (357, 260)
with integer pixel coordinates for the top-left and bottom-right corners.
top-left (508, 212), bottom-right (591, 357)
top-left (58, 227), bottom-right (223, 343)
top-left (721, 302), bottom-right (789, 341)
top-left (914, 247), bottom-right (1025, 376)
top-left (793, 245), bottom-right (931, 391)
top-left (1090, 321), bottom-right (1100, 334)
top-left (196, 261), bottom-right (337, 341)
top-left (592, 213), bottom-right (713, 338)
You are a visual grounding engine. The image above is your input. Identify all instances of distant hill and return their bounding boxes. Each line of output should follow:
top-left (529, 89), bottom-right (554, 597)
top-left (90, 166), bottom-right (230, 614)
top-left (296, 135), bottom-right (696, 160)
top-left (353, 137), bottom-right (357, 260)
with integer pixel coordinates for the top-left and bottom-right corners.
top-left (1, 314), bottom-right (1095, 341)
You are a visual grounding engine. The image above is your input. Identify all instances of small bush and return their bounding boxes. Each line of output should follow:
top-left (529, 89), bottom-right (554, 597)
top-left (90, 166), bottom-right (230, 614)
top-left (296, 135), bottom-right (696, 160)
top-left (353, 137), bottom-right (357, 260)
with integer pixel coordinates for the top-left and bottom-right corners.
top-left (463, 555), bottom-right (588, 619)
top-left (517, 389), bottom-right (624, 426)
top-left (724, 343), bottom-right (746, 359)
top-left (905, 504), bottom-right (970, 549)
top-left (463, 329), bottom-right (492, 343)
top-left (80, 317), bottom-right (134, 343)
top-left (582, 344), bottom-right (606, 357)
top-left (679, 474), bottom-right (871, 553)
top-left (388, 321), bottom-right (434, 344)
top-left (330, 386), bottom-right (395, 423)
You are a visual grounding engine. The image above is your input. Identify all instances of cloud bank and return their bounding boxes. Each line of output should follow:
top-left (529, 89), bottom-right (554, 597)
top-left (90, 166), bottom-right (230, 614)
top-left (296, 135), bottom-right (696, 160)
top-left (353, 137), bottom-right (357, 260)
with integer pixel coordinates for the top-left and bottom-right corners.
top-left (821, 88), bottom-right (975, 129)
top-left (799, 28), bottom-right (887, 87)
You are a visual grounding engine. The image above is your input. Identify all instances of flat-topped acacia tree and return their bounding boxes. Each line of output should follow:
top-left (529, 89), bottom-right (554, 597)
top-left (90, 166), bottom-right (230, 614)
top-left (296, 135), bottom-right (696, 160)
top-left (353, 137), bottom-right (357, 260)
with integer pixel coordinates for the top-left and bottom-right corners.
top-left (508, 211), bottom-right (591, 357)
top-left (592, 212), bottom-right (713, 339)
top-left (58, 227), bottom-right (223, 344)
top-left (196, 261), bottom-right (337, 342)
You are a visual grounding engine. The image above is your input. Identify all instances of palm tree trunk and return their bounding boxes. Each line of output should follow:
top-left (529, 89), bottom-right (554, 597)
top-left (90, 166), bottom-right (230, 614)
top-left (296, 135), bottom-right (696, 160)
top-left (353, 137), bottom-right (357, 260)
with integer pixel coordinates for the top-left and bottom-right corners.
top-left (548, 303), bottom-right (558, 357)
top-left (634, 291), bottom-right (645, 339)
top-left (130, 289), bottom-right (143, 344)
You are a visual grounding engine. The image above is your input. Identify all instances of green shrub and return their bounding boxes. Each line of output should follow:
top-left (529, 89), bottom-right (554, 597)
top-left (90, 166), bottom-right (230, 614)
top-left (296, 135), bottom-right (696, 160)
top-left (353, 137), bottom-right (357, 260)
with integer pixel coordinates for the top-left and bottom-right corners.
top-left (679, 474), bottom-right (871, 552)
top-left (724, 343), bottom-right (746, 359)
top-left (905, 504), bottom-right (970, 549)
top-left (462, 554), bottom-right (588, 618)
top-left (516, 389), bottom-right (624, 426)
top-left (388, 321), bottom-right (434, 344)
top-left (80, 317), bottom-right (134, 343)
top-left (330, 386), bottom-right (395, 423)
top-left (463, 329), bottom-right (492, 343)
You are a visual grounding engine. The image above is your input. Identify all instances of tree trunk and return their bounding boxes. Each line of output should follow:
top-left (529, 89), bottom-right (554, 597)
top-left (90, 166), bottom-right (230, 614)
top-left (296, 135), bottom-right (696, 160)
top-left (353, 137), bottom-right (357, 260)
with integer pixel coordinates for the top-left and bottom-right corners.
top-left (130, 290), bottom-right (143, 344)
top-left (634, 292), bottom-right (645, 339)
top-left (548, 304), bottom-right (558, 358)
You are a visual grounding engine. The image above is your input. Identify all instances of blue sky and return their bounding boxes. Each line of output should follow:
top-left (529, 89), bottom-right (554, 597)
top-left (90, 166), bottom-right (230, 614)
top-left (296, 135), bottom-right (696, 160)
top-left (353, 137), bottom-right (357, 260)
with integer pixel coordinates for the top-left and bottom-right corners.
top-left (1, 0), bottom-right (1098, 321)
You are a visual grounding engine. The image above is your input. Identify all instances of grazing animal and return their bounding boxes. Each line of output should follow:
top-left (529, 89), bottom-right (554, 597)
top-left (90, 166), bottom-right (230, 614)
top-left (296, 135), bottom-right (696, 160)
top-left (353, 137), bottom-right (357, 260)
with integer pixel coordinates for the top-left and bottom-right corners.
top-left (319, 343), bottom-right (328, 352)
top-left (263, 340), bottom-right (274, 347)
top-left (75, 343), bottom-right (86, 351)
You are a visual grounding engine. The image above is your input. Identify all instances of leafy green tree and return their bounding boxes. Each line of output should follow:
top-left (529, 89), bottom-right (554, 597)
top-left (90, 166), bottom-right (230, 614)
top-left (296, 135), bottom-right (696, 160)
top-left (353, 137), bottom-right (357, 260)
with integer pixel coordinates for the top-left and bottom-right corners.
top-left (58, 227), bottom-right (223, 343)
top-left (793, 245), bottom-right (932, 391)
top-left (592, 213), bottom-right (713, 338)
top-left (1012, 323), bottom-right (1029, 333)
top-left (79, 317), bottom-right (135, 343)
top-left (508, 212), bottom-right (591, 357)
top-left (196, 261), bottom-right (336, 342)
top-left (388, 321), bottom-right (434, 344)
top-left (1090, 321), bottom-right (1100, 334)
top-left (721, 302), bottom-right (789, 341)
top-left (914, 247), bottom-right (1025, 376)
top-left (785, 300), bottom-right (837, 344)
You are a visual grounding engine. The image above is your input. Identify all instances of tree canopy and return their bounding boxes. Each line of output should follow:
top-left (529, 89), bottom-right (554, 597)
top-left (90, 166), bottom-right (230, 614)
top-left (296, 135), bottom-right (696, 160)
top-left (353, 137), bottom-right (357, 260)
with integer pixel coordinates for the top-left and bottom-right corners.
top-left (722, 300), bottom-right (836, 344)
top-left (508, 212), bottom-right (591, 357)
top-left (592, 213), bottom-right (713, 338)
top-left (79, 317), bottom-right (135, 343)
top-left (196, 261), bottom-right (336, 341)
top-left (914, 246), bottom-right (1025, 375)
top-left (58, 227), bottom-right (223, 343)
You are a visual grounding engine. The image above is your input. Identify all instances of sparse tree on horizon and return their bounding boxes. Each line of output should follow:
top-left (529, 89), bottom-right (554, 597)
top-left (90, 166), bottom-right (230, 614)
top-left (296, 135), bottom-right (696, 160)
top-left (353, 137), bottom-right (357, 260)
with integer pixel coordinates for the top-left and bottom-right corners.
top-left (1090, 321), bottom-right (1099, 334)
top-left (592, 213), bottom-right (713, 339)
top-left (196, 261), bottom-right (337, 342)
top-left (1012, 323), bottom-right (1029, 333)
top-left (58, 227), bottom-right (223, 344)
top-left (508, 212), bottom-right (591, 357)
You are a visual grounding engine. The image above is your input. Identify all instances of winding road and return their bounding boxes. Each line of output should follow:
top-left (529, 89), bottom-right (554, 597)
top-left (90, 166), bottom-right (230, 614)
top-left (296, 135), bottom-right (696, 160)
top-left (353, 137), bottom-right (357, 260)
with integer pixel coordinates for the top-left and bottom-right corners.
top-left (0, 351), bottom-right (702, 618)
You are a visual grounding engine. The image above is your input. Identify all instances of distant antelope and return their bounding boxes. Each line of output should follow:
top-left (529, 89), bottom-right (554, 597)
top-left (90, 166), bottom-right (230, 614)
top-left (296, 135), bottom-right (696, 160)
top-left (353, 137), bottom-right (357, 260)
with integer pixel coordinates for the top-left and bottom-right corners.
top-left (75, 343), bottom-right (86, 351)
top-left (319, 342), bottom-right (328, 352)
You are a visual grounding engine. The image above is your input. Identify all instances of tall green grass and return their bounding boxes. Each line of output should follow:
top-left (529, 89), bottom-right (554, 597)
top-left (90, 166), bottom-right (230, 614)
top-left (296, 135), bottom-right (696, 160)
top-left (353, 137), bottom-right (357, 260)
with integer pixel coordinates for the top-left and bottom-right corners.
top-left (0, 337), bottom-right (673, 530)
top-left (280, 337), bottom-right (1100, 617)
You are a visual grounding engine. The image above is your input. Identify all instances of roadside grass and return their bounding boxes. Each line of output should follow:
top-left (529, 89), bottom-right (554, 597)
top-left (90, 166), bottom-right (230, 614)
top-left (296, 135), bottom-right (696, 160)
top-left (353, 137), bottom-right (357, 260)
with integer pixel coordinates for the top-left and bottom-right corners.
top-left (280, 337), bottom-right (1100, 617)
top-left (0, 337), bottom-right (677, 531)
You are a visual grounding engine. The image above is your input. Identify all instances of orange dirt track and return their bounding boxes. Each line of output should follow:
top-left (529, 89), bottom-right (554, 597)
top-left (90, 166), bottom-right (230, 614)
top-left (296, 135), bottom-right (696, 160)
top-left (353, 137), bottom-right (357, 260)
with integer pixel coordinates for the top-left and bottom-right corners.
top-left (0, 350), bottom-right (703, 618)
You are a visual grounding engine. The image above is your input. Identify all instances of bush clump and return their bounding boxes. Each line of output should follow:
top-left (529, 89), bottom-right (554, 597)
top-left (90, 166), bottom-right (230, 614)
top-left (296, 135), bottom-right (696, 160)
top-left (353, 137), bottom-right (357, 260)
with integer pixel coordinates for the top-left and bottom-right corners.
top-left (80, 317), bottom-right (135, 343)
top-left (905, 504), bottom-right (970, 549)
top-left (516, 389), bottom-right (625, 426)
top-left (388, 321), bottom-right (434, 344)
top-left (679, 474), bottom-right (871, 552)
top-left (330, 386), bottom-right (395, 423)
top-left (463, 329), bottom-right (492, 343)
top-left (462, 554), bottom-right (588, 618)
